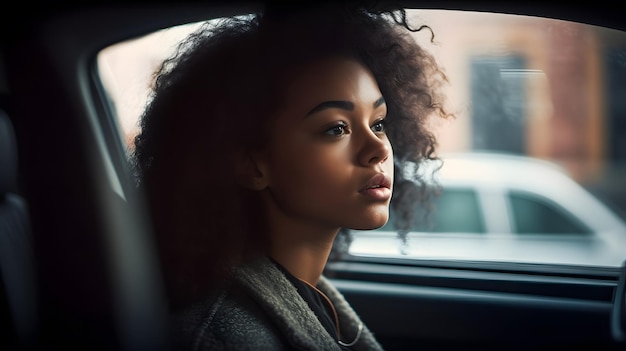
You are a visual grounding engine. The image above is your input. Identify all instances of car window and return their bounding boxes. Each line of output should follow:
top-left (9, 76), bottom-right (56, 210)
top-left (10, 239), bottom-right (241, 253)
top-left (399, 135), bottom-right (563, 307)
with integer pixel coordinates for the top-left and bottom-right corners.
top-left (383, 187), bottom-right (485, 233)
top-left (96, 20), bottom-right (207, 147)
top-left (508, 191), bottom-right (591, 235)
top-left (96, 10), bottom-right (626, 269)
top-left (431, 188), bottom-right (485, 233)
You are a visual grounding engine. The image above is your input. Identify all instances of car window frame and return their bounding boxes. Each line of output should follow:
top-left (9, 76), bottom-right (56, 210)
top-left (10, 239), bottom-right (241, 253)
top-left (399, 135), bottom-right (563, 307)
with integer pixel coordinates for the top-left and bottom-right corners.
top-left (90, 4), bottom-right (626, 279)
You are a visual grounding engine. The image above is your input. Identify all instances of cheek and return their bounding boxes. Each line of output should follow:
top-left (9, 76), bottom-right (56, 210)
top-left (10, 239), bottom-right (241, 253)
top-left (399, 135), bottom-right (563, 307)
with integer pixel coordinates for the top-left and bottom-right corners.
top-left (268, 140), bottom-right (354, 199)
top-left (385, 140), bottom-right (395, 175)
top-left (292, 146), bottom-right (349, 187)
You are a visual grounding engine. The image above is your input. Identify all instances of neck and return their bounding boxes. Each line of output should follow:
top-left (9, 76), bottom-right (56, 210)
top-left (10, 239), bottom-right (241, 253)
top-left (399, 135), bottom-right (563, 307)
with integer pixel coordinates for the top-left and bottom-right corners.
top-left (263, 198), bottom-right (340, 285)
top-left (269, 233), bottom-right (337, 285)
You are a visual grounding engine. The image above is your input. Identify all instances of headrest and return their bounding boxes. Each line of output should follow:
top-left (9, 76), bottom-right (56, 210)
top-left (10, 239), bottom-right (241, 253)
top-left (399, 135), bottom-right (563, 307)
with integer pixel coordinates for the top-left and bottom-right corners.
top-left (0, 110), bottom-right (17, 195)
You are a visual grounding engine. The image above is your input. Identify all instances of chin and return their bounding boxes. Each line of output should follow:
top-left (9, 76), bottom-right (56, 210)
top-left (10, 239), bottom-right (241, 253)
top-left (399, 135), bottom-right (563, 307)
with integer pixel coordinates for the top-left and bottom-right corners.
top-left (349, 223), bottom-right (386, 231)
top-left (349, 213), bottom-right (389, 230)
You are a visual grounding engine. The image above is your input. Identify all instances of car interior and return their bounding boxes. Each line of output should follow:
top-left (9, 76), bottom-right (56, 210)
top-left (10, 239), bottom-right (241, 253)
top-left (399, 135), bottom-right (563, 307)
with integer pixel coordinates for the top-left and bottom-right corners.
top-left (1, 1), bottom-right (626, 350)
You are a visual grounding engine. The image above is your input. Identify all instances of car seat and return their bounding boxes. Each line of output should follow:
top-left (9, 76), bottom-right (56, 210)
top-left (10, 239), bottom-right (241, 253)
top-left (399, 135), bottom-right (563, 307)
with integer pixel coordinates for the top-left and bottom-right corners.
top-left (0, 109), bottom-right (38, 350)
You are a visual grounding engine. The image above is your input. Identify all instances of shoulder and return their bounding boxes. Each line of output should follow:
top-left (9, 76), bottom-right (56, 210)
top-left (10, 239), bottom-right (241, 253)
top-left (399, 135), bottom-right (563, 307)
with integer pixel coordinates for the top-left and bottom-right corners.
top-left (170, 282), bottom-right (288, 351)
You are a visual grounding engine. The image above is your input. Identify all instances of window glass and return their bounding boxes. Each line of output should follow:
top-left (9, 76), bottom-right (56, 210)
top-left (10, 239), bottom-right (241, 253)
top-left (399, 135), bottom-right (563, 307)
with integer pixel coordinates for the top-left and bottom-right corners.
top-left (509, 191), bottom-right (591, 234)
top-left (96, 10), bottom-right (626, 268)
top-left (435, 188), bottom-right (485, 233)
top-left (383, 188), bottom-right (484, 233)
top-left (470, 56), bottom-right (526, 153)
top-left (430, 188), bottom-right (484, 233)
top-left (97, 21), bottom-right (206, 147)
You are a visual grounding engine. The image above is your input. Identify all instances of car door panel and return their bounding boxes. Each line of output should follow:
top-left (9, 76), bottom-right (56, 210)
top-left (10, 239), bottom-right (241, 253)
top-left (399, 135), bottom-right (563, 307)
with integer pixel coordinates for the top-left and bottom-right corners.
top-left (326, 260), bottom-right (622, 350)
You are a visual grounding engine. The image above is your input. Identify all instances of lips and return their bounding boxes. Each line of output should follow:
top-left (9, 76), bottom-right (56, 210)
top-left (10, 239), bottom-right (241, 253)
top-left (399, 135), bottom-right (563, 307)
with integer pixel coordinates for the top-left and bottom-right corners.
top-left (359, 173), bottom-right (392, 200)
top-left (360, 173), bottom-right (392, 191)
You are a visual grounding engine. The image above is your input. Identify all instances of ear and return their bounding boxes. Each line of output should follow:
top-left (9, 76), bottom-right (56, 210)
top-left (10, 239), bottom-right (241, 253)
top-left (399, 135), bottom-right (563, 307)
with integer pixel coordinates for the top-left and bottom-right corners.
top-left (235, 150), bottom-right (269, 191)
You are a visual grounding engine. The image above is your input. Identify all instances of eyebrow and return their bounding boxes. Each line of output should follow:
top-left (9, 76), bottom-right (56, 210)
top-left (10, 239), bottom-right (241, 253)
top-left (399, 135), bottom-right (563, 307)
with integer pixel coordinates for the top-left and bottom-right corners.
top-left (305, 96), bottom-right (386, 117)
top-left (373, 96), bottom-right (386, 108)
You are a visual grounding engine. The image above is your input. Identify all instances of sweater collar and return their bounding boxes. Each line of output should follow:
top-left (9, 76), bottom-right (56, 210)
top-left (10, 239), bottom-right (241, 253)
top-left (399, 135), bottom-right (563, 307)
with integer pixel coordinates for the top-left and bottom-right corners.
top-left (234, 257), bottom-right (341, 350)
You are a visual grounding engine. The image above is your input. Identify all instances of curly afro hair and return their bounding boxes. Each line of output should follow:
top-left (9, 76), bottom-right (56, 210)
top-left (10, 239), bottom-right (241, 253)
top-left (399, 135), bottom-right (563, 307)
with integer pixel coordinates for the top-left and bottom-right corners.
top-left (132, 2), bottom-right (451, 308)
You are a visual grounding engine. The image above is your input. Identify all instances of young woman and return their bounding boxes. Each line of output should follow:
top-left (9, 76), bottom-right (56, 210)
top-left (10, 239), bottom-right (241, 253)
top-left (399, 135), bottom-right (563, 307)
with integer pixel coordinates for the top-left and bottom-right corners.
top-left (131, 3), bottom-right (449, 350)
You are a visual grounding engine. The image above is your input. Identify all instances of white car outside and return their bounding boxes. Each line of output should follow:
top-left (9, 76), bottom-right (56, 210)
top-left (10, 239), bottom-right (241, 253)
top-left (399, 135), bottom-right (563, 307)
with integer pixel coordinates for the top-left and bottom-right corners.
top-left (349, 152), bottom-right (626, 268)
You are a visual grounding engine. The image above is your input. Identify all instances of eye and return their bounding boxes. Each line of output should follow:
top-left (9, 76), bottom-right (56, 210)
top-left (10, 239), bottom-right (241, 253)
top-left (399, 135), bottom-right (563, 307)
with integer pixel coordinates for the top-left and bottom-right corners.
top-left (323, 122), bottom-right (348, 137)
top-left (371, 119), bottom-right (386, 133)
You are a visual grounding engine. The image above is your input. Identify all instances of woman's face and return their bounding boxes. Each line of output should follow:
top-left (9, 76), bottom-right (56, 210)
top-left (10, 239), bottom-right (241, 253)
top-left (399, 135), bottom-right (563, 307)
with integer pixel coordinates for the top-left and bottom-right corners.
top-left (256, 57), bottom-right (394, 231)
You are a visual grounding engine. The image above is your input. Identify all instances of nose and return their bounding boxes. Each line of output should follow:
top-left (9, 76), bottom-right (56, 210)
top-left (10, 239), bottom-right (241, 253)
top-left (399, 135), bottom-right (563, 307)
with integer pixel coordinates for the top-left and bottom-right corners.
top-left (357, 129), bottom-right (392, 168)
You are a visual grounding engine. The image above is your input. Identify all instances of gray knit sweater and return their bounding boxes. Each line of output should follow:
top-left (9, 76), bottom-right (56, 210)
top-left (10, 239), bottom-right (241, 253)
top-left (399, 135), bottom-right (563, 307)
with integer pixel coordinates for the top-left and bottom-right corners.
top-left (171, 257), bottom-right (384, 350)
